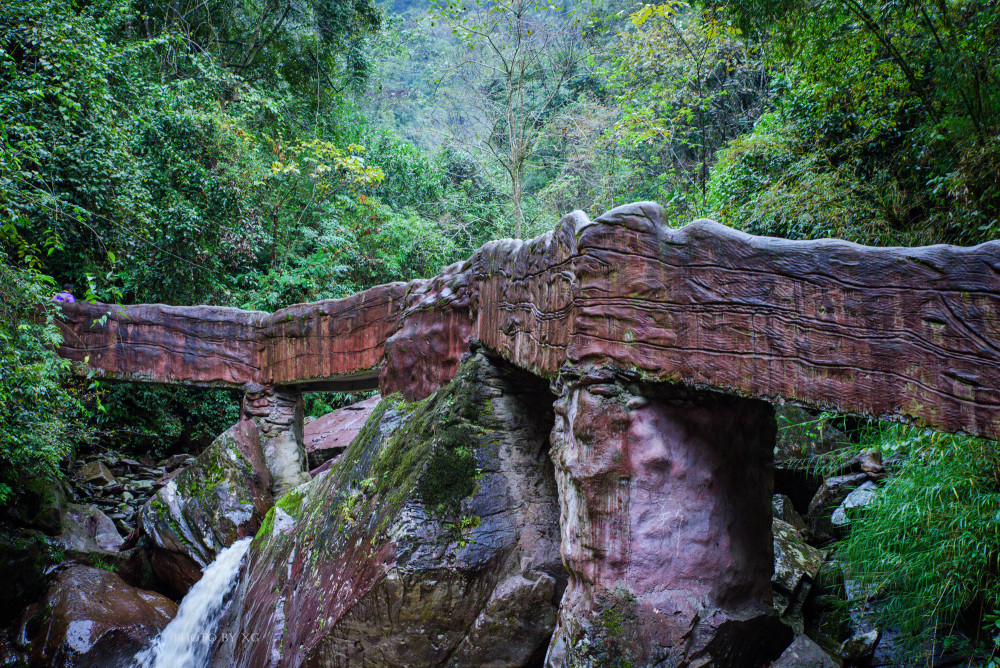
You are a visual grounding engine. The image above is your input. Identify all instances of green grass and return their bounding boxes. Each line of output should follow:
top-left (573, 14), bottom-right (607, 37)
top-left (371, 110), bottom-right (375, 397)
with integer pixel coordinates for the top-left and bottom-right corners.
top-left (837, 422), bottom-right (1000, 662)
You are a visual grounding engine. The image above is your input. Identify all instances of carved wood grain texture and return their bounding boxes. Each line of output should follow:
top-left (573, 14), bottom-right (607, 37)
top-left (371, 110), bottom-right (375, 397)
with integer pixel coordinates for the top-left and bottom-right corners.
top-left (57, 201), bottom-right (1000, 439)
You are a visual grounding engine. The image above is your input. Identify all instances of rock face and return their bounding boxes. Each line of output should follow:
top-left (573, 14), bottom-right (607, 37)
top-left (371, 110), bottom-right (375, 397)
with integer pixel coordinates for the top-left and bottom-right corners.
top-left (807, 473), bottom-right (869, 542)
top-left (139, 419), bottom-right (273, 595)
top-left (22, 566), bottom-right (176, 667)
top-left (212, 351), bottom-right (565, 667)
top-left (546, 368), bottom-right (791, 667)
top-left (771, 635), bottom-right (839, 668)
top-left (0, 527), bottom-right (63, 627)
top-left (304, 395), bottom-right (381, 470)
top-left (772, 517), bottom-right (824, 634)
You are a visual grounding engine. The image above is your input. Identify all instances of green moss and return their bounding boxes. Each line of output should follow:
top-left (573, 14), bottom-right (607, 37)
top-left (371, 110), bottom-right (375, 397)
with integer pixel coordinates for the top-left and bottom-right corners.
top-left (276, 489), bottom-right (305, 519)
top-left (255, 507), bottom-right (276, 541)
top-left (567, 586), bottom-right (639, 668)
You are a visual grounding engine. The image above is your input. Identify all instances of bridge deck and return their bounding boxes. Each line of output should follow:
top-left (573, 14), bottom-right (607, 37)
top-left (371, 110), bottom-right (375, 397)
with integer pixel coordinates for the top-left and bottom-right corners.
top-left (57, 202), bottom-right (1000, 440)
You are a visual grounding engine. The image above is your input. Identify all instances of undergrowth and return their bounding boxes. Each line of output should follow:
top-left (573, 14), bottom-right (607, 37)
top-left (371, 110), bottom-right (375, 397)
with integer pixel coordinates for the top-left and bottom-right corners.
top-left (836, 422), bottom-right (1000, 664)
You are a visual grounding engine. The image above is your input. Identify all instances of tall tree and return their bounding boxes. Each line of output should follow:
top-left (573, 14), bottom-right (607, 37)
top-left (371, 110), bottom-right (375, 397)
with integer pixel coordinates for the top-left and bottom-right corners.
top-left (428, 0), bottom-right (588, 238)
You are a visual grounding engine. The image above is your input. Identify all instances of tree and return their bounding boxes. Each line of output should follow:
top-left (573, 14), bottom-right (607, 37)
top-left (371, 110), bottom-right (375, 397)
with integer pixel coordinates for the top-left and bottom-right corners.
top-left (427, 0), bottom-right (589, 238)
top-left (607, 1), bottom-right (766, 221)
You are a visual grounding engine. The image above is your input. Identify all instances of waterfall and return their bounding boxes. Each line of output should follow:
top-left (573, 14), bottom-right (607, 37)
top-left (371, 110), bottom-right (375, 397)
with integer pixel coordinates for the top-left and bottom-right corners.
top-left (133, 537), bottom-right (252, 668)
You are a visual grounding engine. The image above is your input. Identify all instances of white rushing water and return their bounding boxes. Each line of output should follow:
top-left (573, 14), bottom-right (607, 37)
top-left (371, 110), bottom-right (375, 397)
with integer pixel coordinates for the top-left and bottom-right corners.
top-left (133, 537), bottom-right (252, 668)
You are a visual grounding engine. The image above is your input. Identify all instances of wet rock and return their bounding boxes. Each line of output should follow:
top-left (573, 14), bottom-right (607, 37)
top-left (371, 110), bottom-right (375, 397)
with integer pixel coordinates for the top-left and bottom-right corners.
top-left (0, 627), bottom-right (28, 665)
top-left (772, 518), bottom-right (824, 634)
top-left (0, 525), bottom-right (63, 627)
top-left (303, 395), bottom-right (381, 469)
top-left (22, 566), bottom-right (176, 667)
top-left (831, 481), bottom-right (879, 530)
top-left (76, 461), bottom-right (116, 486)
top-left (213, 351), bottom-right (565, 668)
top-left (839, 628), bottom-right (881, 663)
top-left (773, 493), bottom-right (808, 533)
top-left (772, 634), bottom-right (840, 668)
top-left (807, 473), bottom-right (869, 541)
top-left (139, 419), bottom-right (273, 595)
top-left (58, 503), bottom-right (123, 554)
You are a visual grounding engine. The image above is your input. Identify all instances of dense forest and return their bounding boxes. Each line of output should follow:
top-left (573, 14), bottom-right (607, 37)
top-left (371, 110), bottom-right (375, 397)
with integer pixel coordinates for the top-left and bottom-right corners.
top-left (2, 0), bottom-right (999, 663)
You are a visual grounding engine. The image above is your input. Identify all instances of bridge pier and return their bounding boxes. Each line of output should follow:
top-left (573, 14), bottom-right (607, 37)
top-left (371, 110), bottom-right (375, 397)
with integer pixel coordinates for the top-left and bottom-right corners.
top-left (546, 368), bottom-right (791, 667)
top-left (241, 385), bottom-right (309, 497)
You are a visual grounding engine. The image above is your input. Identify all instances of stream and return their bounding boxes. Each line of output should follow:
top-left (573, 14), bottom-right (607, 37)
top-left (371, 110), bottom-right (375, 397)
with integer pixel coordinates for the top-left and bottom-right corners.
top-left (132, 537), bottom-right (252, 668)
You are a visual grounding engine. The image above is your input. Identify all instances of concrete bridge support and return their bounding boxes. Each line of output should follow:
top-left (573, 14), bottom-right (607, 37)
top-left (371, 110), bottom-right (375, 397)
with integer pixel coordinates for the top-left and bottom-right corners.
top-left (546, 367), bottom-right (792, 666)
top-left (241, 386), bottom-right (309, 497)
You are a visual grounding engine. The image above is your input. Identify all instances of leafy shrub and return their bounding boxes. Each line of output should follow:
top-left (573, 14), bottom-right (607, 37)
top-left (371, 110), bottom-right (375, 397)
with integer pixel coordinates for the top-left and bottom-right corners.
top-left (839, 423), bottom-right (1000, 659)
top-left (0, 264), bottom-right (82, 507)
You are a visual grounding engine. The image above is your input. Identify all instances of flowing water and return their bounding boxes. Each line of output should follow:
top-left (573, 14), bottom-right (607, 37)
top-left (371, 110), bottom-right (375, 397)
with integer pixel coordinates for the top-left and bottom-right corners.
top-left (132, 537), bottom-right (252, 668)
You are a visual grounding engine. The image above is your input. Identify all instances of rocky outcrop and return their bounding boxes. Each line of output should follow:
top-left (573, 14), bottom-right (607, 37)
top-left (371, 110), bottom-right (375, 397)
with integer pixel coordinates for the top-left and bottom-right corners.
top-left (546, 367), bottom-right (791, 667)
top-left (772, 517), bottom-right (824, 634)
top-left (304, 395), bottom-right (381, 471)
top-left (212, 350), bottom-right (564, 667)
top-left (21, 566), bottom-right (176, 666)
top-left (139, 419), bottom-right (273, 595)
top-left (807, 473), bottom-right (870, 542)
top-left (771, 635), bottom-right (840, 668)
top-left (0, 527), bottom-right (63, 627)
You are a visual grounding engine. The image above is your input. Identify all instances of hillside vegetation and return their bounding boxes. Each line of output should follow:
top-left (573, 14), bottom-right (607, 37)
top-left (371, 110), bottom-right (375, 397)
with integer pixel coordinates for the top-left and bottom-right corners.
top-left (2, 0), bottom-right (998, 660)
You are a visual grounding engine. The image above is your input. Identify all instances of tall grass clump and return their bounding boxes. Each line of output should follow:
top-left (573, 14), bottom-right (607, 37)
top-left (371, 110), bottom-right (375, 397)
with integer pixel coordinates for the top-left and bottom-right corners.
top-left (839, 422), bottom-right (1000, 662)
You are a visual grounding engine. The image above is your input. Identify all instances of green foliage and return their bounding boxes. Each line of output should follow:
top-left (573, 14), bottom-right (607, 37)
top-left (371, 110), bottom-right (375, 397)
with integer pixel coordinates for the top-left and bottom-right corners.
top-left (709, 0), bottom-right (1000, 246)
top-left (606, 2), bottom-right (765, 223)
top-left (839, 423), bottom-right (1000, 659)
top-left (0, 263), bottom-right (81, 508)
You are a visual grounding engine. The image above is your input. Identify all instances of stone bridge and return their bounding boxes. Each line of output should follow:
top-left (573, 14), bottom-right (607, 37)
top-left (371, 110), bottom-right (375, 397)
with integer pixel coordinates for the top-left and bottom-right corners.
top-left (55, 202), bottom-right (1000, 664)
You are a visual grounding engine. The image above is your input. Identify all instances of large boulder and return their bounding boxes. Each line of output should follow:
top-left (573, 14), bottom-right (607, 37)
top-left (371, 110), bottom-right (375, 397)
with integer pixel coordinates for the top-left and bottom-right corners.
top-left (0, 525), bottom-right (63, 628)
top-left (545, 369), bottom-right (791, 667)
top-left (58, 503), bottom-right (123, 554)
top-left (304, 395), bottom-right (381, 471)
top-left (212, 350), bottom-right (565, 667)
top-left (771, 634), bottom-right (840, 668)
top-left (21, 566), bottom-right (176, 667)
top-left (139, 419), bottom-right (273, 595)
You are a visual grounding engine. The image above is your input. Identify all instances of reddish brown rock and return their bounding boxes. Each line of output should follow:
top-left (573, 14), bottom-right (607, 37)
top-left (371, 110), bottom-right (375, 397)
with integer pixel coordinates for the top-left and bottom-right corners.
top-left (546, 369), bottom-right (791, 666)
top-left (22, 566), bottom-right (176, 667)
top-left (139, 420), bottom-right (272, 595)
top-left (58, 503), bottom-right (123, 554)
top-left (303, 395), bottom-right (381, 470)
top-left (57, 202), bottom-right (1000, 441)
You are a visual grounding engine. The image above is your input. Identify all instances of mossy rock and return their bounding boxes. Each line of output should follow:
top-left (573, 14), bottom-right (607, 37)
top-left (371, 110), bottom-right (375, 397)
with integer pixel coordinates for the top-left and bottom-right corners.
top-left (214, 350), bottom-right (566, 668)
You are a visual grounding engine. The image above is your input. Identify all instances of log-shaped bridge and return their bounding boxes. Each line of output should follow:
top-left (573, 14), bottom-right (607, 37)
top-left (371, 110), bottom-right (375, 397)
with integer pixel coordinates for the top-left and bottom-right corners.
top-left (55, 202), bottom-right (1000, 665)
top-left (58, 201), bottom-right (1000, 440)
